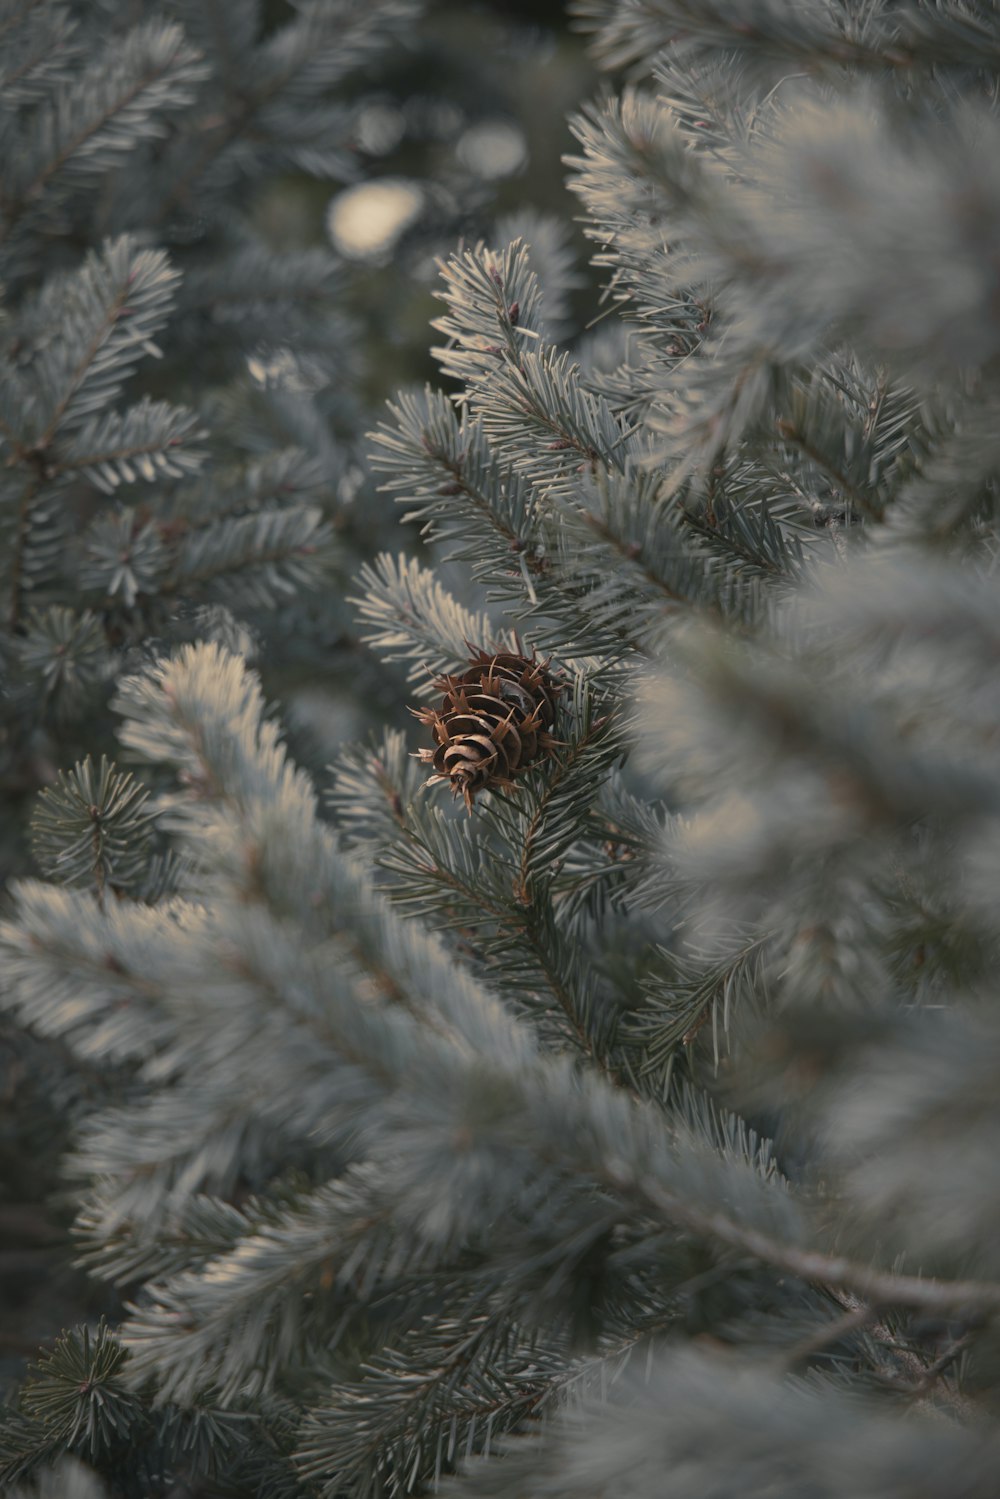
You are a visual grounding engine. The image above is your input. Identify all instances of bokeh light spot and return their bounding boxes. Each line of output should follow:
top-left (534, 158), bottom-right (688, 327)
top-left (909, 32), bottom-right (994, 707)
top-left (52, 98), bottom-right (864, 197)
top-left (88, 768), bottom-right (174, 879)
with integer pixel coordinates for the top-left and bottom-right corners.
top-left (326, 179), bottom-right (425, 262)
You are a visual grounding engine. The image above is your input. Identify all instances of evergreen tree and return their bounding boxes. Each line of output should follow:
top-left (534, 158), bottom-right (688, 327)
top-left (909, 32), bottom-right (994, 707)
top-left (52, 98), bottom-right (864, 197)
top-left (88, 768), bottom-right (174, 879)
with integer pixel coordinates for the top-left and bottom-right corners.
top-left (4, 0), bottom-right (1000, 1496)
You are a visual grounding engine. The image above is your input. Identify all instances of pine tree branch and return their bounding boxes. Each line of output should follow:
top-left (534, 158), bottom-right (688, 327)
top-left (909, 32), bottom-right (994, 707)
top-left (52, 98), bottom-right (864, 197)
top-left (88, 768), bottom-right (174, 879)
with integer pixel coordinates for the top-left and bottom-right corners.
top-left (296, 1311), bottom-right (554, 1499)
top-left (39, 294), bottom-right (130, 450)
top-left (382, 824), bottom-right (600, 1062)
top-left (579, 504), bottom-right (704, 612)
top-left (632, 1176), bottom-right (1000, 1316)
top-left (415, 429), bottom-right (550, 586)
top-left (0, 23), bottom-right (207, 242)
top-left (776, 415), bottom-right (883, 523)
top-left (573, 0), bottom-right (1000, 77)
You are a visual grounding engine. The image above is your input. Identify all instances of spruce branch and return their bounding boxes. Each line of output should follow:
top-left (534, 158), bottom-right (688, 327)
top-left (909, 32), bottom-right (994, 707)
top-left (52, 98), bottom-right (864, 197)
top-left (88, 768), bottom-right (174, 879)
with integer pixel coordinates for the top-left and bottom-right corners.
top-left (163, 503), bottom-right (334, 610)
top-left (368, 686), bottom-right (627, 1065)
top-left (29, 755), bottom-right (159, 906)
top-left (3, 239), bottom-right (183, 634)
top-left (0, 21), bottom-right (208, 245)
top-left (295, 1310), bottom-right (560, 1499)
top-left (24, 238), bottom-right (181, 446)
top-left (55, 397), bottom-right (206, 493)
top-left (73, 1183), bottom-right (273, 1288)
top-left (629, 934), bottom-right (771, 1084)
top-left (439, 1343), bottom-right (1000, 1499)
top-left (79, 510), bottom-right (168, 609)
top-left (775, 404), bottom-right (882, 523)
top-left (327, 729), bottom-right (423, 854)
top-left (13, 606), bottom-right (108, 715)
top-left (572, 0), bottom-right (1000, 78)
top-left (16, 1322), bottom-right (134, 1467)
top-left (370, 387), bottom-right (553, 609)
top-left (380, 810), bottom-right (605, 1062)
top-left (116, 1169), bottom-right (416, 1406)
top-left (163, 447), bottom-right (326, 529)
top-left (353, 553), bottom-right (513, 688)
top-left (0, 1319), bottom-right (269, 1492)
top-left (432, 241), bottom-right (640, 497)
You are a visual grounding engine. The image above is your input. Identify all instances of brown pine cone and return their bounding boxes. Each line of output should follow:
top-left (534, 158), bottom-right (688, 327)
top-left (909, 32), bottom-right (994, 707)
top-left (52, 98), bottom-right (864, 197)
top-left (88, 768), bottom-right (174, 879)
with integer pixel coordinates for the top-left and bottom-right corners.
top-left (414, 649), bottom-right (561, 810)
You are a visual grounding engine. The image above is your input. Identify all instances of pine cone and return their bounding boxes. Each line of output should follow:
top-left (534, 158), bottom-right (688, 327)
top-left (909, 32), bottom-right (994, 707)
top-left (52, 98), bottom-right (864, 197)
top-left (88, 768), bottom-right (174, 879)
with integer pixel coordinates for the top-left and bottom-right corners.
top-left (414, 649), bottom-right (561, 810)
